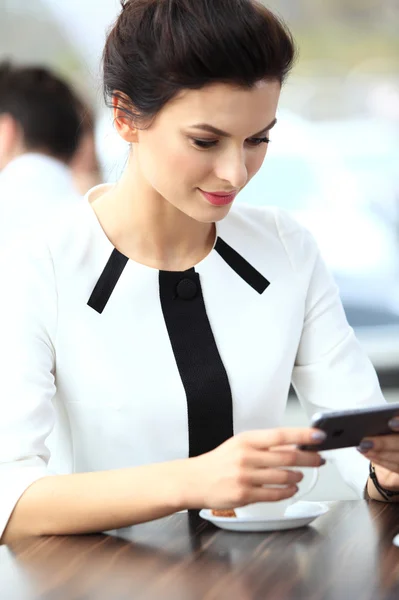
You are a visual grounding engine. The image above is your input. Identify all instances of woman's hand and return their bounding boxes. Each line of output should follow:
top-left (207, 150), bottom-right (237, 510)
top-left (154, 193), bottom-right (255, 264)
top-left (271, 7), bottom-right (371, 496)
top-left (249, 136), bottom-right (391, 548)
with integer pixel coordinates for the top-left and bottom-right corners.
top-left (358, 419), bottom-right (399, 497)
top-left (184, 427), bottom-right (326, 510)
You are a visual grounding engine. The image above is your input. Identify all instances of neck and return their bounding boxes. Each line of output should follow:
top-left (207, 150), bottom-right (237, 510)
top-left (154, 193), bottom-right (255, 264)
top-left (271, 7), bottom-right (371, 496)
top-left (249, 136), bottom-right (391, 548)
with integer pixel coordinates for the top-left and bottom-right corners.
top-left (91, 157), bottom-right (215, 272)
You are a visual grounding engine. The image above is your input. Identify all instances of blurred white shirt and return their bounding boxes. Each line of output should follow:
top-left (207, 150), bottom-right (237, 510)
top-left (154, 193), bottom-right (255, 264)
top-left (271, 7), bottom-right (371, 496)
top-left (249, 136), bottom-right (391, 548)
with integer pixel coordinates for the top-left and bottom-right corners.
top-left (0, 153), bottom-right (81, 249)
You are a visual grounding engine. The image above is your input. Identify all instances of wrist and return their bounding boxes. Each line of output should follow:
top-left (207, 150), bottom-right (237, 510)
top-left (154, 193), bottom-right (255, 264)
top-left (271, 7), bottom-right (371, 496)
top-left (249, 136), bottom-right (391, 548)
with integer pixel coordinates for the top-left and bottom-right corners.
top-left (366, 475), bottom-right (386, 501)
top-left (167, 457), bottom-right (204, 511)
top-left (366, 463), bottom-right (399, 503)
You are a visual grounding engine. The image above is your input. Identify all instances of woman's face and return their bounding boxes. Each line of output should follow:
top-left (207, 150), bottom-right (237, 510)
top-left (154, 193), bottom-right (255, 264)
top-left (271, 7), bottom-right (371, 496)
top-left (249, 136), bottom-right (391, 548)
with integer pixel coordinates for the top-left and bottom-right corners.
top-left (132, 80), bottom-right (281, 223)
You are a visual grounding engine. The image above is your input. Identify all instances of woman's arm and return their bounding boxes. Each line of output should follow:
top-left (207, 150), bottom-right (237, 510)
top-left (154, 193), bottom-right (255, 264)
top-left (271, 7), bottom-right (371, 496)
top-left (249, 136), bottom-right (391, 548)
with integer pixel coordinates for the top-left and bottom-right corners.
top-left (2, 427), bottom-right (326, 544)
top-left (274, 209), bottom-right (385, 496)
top-left (0, 236), bottom-right (60, 540)
top-left (2, 460), bottom-right (189, 543)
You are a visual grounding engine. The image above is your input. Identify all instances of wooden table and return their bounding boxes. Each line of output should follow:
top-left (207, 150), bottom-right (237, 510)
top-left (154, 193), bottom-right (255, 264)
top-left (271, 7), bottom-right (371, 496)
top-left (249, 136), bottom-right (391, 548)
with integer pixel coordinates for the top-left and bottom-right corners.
top-left (2, 501), bottom-right (399, 599)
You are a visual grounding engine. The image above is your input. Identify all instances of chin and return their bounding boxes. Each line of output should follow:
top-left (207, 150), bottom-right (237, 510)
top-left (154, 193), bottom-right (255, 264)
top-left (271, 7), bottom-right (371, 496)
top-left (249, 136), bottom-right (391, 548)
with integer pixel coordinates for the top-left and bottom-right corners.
top-left (193, 202), bottom-right (234, 224)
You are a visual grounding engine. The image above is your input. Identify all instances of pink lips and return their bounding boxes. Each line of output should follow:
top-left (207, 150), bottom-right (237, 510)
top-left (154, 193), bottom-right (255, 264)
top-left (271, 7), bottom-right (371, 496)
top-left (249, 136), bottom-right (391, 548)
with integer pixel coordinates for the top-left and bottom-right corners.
top-left (200, 189), bottom-right (237, 207)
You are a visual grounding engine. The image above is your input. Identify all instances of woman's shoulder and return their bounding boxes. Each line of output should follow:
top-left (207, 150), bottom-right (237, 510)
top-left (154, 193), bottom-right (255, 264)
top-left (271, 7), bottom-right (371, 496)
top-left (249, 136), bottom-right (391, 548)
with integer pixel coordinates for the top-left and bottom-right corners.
top-left (224, 202), bottom-right (319, 269)
top-left (227, 202), bottom-right (306, 235)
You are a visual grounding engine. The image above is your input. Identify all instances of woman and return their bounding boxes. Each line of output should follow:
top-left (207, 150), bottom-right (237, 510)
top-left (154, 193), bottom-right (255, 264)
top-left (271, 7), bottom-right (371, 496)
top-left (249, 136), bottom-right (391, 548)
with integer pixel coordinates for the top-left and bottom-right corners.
top-left (1, 0), bottom-right (398, 544)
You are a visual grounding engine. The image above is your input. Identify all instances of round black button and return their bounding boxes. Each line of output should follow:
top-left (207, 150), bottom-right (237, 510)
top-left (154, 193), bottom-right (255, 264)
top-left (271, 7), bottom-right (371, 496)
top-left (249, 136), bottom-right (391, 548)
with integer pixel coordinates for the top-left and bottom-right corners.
top-left (176, 278), bottom-right (197, 300)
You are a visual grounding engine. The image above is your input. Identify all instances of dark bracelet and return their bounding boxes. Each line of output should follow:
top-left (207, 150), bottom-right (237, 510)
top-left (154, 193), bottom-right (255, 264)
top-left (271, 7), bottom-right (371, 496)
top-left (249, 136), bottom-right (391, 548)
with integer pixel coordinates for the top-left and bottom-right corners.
top-left (369, 462), bottom-right (399, 501)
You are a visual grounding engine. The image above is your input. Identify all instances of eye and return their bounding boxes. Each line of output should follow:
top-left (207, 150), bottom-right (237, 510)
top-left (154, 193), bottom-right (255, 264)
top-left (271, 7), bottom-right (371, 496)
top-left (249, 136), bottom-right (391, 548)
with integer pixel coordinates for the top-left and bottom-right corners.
top-left (190, 136), bottom-right (270, 150)
top-left (246, 136), bottom-right (270, 147)
top-left (191, 139), bottom-right (219, 149)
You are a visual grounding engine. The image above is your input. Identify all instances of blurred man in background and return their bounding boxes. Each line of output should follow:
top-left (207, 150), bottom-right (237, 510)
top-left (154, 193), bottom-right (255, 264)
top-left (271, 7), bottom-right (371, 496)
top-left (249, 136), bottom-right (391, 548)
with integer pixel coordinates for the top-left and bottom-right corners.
top-left (0, 62), bottom-right (102, 247)
top-left (69, 101), bottom-right (103, 196)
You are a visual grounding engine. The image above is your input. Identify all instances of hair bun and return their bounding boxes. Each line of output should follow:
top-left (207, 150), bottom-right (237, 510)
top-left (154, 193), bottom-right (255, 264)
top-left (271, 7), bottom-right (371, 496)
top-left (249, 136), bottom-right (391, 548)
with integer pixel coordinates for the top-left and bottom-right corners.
top-left (103, 0), bottom-right (295, 123)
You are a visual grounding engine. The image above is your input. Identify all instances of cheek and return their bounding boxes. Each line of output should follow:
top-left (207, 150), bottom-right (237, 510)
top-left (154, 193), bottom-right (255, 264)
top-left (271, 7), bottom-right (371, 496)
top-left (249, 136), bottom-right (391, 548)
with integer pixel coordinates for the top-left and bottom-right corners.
top-left (140, 139), bottom-right (211, 190)
top-left (247, 147), bottom-right (268, 181)
top-left (166, 141), bottom-right (213, 180)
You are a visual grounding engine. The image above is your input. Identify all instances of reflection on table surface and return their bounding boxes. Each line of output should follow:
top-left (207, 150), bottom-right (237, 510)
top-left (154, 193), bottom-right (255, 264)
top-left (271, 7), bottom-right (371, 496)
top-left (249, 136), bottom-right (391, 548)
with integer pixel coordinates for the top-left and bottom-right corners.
top-left (2, 501), bottom-right (399, 600)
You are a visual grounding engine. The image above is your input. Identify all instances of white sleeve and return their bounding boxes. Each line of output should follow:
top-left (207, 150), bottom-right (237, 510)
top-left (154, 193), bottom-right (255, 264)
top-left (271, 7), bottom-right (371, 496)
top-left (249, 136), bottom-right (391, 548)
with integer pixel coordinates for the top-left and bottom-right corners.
top-left (0, 235), bottom-right (57, 538)
top-left (275, 210), bottom-right (385, 497)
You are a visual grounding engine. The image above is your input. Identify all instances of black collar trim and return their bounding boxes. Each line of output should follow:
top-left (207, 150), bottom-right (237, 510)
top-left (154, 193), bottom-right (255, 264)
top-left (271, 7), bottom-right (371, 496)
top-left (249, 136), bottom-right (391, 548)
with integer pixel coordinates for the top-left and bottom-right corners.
top-left (87, 249), bottom-right (128, 314)
top-left (88, 237), bottom-right (269, 313)
top-left (215, 237), bottom-right (270, 294)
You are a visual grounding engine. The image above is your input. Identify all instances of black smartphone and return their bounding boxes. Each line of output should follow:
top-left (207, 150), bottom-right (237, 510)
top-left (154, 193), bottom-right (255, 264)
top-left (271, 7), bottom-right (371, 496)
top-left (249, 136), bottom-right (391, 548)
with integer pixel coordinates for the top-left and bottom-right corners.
top-left (298, 402), bottom-right (399, 452)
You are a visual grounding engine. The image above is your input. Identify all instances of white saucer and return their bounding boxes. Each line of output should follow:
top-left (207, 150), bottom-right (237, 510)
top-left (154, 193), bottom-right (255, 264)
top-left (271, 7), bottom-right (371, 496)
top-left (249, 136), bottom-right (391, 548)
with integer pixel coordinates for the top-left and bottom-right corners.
top-left (393, 534), bottom-right (399, 547)
top-left (199, 501), bottom-right (329, 532)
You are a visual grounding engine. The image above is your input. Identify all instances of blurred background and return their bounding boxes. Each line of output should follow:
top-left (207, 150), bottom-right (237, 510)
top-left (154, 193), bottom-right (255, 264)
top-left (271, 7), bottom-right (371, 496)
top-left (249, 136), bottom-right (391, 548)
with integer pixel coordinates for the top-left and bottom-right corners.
top-left (1, 0), bottom-right (398, 499)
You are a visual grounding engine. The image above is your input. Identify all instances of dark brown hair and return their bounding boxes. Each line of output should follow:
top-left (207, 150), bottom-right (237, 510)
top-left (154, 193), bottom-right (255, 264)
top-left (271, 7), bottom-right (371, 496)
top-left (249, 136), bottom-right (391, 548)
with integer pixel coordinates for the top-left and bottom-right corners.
top-left (103, 0), bottom-right (296, 124)
top-left (0, 62), bottom-right (84, 162)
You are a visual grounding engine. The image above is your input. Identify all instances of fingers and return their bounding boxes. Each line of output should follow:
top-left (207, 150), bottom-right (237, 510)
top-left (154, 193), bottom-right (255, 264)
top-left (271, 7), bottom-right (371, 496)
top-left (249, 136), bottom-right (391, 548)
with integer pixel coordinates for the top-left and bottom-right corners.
top-left (357, 435), bottom-right (399, 475)
top-left (242, 443), bottom-right (325, 469)
top-left (248, 484), bottom-right (299, 504)
top-left (367, 451), bottom-right (399, 465)
top-left (272, 450), bottom-right (325, 468)
top-left (248, 468), bottom-right (304, 487)
top-left (358, 435), bottom-right (399, 453)
top-left (254, 448), bottom-right (325, 469)
top-left (241, 428), bottom-right (326, 450)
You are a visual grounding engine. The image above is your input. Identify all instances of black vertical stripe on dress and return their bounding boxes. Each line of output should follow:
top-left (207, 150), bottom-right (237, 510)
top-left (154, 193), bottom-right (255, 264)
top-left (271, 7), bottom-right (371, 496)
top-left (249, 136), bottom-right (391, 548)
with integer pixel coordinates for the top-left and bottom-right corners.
top-left (215, 237), bottom-right (270, 294)
top-left (159, 268), bottom-right (234, 458)
top-left (87, 249), bottom-right (129, 314)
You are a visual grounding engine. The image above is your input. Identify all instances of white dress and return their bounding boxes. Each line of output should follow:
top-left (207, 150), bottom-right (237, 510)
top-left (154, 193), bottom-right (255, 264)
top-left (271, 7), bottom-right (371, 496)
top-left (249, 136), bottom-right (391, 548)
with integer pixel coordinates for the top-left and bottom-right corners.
top-left (0, 184), bottom-right (385, 537)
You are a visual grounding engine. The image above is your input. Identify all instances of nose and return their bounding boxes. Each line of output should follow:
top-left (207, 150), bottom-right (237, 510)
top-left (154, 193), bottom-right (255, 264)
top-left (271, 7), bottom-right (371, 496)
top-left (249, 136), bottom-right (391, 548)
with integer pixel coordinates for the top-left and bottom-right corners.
top-left (214, 147), bottom-right (248, 190)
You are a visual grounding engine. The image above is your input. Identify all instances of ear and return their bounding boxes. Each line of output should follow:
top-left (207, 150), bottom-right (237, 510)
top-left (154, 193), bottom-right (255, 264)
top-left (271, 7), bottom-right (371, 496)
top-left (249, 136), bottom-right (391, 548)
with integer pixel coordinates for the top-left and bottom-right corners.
top-left (112, 92), bottom-right (139, 143)
top-left (0, 114), bottom-right (22, 168)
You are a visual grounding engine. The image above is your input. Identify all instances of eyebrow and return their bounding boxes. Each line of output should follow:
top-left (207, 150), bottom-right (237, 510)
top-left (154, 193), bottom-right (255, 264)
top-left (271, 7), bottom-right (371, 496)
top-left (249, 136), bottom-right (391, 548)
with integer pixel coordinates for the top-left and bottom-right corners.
top-left (188, 118), bottom-right (278, 138)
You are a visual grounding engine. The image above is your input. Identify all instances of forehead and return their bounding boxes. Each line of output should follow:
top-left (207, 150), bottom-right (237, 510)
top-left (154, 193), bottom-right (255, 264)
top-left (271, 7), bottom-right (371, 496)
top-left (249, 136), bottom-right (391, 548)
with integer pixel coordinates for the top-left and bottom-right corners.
top-left (156, 80), bottom-right (281, 133)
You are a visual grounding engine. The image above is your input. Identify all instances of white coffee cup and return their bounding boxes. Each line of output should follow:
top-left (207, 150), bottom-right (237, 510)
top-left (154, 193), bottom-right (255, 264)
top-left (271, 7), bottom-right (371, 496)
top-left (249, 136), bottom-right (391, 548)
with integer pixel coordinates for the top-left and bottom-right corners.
top-left (234, 467), bottom-right (319, 520)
